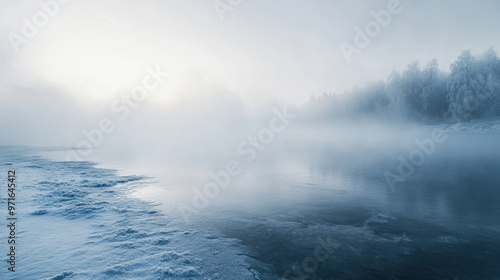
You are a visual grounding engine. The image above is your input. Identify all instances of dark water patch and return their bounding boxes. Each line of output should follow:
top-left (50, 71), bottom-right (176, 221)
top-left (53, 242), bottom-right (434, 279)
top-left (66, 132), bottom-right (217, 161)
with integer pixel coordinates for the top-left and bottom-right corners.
top-left (31, 210), bottom-right (49, 216)
top-left (81, 182), bottom-right (114, 188)
top-left (79, 176), bottom-right (143, 188)
top-left (48, 271), bottom-right (74, 280)
top-left (116, 176), bottom-right (143, 183)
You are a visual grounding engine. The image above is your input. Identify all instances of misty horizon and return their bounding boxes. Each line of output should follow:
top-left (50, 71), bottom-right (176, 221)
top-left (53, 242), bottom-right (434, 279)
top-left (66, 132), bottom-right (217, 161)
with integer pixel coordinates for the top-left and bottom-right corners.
top-left (1, 1), bottom-right (500, 280)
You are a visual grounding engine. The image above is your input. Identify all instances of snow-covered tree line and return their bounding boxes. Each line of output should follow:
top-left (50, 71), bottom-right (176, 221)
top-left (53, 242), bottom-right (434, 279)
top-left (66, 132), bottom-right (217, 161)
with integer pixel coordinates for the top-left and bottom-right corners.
top-left (303, 48), bottom-right (500, 123)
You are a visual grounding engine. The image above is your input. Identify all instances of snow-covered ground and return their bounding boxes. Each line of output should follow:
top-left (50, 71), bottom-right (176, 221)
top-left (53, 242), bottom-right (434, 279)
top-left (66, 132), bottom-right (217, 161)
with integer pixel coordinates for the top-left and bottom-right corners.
top-left (0, 146), bottom-right (270, 280)
top-left (426, 119), bottom-right (500, 134)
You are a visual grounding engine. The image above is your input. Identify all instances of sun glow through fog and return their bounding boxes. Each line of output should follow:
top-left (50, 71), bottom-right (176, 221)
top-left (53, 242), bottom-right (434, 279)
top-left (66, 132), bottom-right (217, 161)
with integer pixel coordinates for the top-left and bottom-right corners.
top-left (26, 16), bottom-right (157, 103)
top-left (23, 10), bottom-right (222, 106)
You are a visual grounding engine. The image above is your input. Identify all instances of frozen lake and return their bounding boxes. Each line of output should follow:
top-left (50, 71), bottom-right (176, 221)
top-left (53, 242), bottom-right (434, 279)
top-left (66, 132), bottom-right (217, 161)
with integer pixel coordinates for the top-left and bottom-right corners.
top-left (3, 129), bottom-right (500, 279)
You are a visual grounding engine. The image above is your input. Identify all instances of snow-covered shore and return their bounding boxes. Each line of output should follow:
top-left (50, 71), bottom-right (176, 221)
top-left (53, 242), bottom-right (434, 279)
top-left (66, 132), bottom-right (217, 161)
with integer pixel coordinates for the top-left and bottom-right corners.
top-left (0, 146), bottom-right (269, 280)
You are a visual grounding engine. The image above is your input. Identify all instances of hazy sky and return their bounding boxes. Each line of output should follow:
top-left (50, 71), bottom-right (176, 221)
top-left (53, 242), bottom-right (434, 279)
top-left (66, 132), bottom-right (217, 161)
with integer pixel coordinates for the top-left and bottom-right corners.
top-left (1, 0), bottom-right (500, 145)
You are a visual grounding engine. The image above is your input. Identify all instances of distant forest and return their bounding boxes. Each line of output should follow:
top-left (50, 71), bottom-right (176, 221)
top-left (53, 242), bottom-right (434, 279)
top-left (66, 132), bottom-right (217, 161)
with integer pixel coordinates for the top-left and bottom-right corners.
top-left (302, 48), bottom-right (500, 123)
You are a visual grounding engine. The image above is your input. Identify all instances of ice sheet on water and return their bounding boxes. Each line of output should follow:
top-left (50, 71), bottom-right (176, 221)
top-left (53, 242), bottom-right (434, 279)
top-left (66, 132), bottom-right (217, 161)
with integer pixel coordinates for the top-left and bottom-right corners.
top-left (0, 147), bottom-right (266, 280)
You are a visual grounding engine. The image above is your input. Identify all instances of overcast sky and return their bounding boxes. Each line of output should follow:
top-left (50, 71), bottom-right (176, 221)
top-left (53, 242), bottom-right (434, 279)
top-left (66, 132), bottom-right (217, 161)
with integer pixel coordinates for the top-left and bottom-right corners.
top-left (1, 0), bottom-right (500, 145)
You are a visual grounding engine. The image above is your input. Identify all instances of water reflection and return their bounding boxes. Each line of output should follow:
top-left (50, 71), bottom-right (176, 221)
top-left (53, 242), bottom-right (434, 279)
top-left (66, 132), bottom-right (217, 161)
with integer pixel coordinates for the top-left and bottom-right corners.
top-left (203, 133), bottom-right (500, 279)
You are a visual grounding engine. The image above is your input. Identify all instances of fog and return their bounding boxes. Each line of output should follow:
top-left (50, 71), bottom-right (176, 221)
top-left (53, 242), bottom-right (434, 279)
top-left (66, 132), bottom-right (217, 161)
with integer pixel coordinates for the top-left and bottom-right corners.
top-left (2, 0), bottom-right (500, 149)
top-left (2, 1), bottom-right (500, 279)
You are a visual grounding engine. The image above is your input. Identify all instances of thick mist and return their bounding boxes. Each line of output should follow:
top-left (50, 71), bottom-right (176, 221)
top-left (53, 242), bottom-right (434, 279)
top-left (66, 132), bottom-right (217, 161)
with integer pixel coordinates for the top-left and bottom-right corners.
top-left (2, 1), bottom-right (500, 279)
